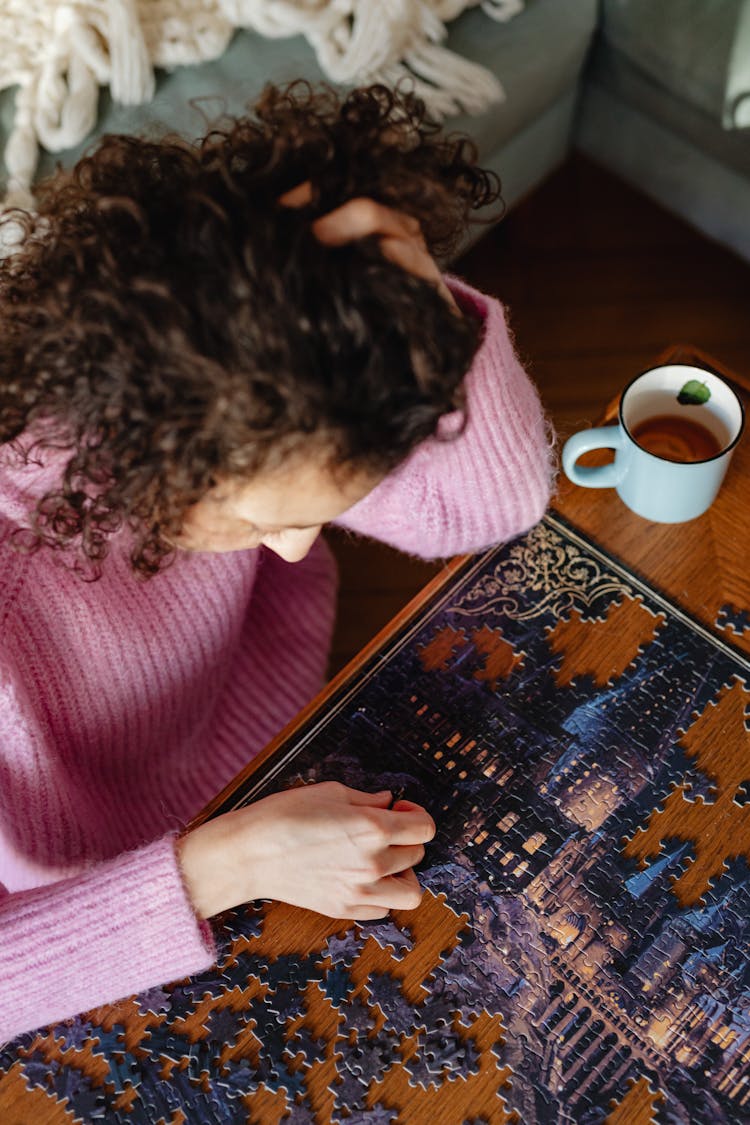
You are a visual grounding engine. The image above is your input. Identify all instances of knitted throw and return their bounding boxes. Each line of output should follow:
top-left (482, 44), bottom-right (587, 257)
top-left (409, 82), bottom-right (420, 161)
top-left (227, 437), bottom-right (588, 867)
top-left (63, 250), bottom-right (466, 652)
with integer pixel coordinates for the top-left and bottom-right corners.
top-left (0, 0), bottom-right (523, 213)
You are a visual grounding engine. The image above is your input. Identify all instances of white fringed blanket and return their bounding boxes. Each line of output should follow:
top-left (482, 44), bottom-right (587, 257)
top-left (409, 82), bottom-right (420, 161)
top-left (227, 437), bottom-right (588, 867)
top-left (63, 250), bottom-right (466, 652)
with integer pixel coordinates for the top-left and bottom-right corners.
top-left (0, 0), bottom-right (523, 212)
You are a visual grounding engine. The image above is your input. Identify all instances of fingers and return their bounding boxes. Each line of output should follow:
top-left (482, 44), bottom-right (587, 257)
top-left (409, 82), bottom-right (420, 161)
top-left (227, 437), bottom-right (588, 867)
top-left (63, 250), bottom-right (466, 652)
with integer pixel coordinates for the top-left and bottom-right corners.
top-left (351, 868), bottom-right (424, 916)
top-left (392, 798), bottom-right (426, 813)
top-left (378, 234), bottom-right (441, 286)
top-left (373, 842), bottom-right (426, 878)
top-left (309, 781), bottom-right (393, 808)
top-left (312, 197), bottom-right (423, 247)
top-left (279, 187), bottom-right (423, 249)
top-left (307, 780), bottom-right (435, 850)
top-left (369, 868), bottom-right (424, 910)
top-left (372, 805), bottom-right (436, 846)
top-left (278, 187), bottom-right (457, 310)
top-left (279, 185), bottom-right (422, 248)
top-left (345, 787), bottom-right (393, 808)
top-left (278, 180), bottom-right (313, 208)
top-left (311, 198), bottom-right (455, 309)
top-left (346, 904), bottom-right (391, 921)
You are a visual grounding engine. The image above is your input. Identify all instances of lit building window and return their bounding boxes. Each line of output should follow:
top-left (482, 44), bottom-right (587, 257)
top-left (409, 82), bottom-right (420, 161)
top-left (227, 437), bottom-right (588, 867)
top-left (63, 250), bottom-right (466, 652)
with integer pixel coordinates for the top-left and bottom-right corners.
top-left (497, 812), bottom-right (519, 832)
top-left (513, 860), bottom-right (529, 878)
top-left (446, 732), bottom-right (461, 748)
top-left (446, 760), bottom-right (456, 770)
top-left (433, 749), bottom-right (443, 759)
top-left (461, 740), bottom-right (477, 756)
top-left (484, 762), bottom-right (497, 778)
top-left (523, 832), bottom-right (547, 855)
top-left (500, 851), bottom-right (515, 866)
top-left (474, 830), bottom-right (488, 845)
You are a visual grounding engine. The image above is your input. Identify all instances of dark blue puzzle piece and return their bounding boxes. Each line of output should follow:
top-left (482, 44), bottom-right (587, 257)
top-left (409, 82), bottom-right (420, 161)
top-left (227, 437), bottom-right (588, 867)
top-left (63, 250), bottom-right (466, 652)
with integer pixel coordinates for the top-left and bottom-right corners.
top-left (364, 971), bottom-right (417, 1035)
top-left (360, 919), bottom-right (414, 958)
top-left (324, 964), bottom-right (356, 1007)
top-left (284, 1026), bottom-right (328, 1068)
top-left (716, 603), bottom-right (750, 635)
top-left (203, 1005), bottom-right (243, 1045)
top-left (135, 986), bottom-right (172, 1016)
top-left (323, 929), bottom-right (366, 966)
top-left (345, 1107), bottom-right (399, 1124)
top-left (346, 1033), bottom-right (400, 1084)
top-left (265, 981), bottom-right (307, 1025)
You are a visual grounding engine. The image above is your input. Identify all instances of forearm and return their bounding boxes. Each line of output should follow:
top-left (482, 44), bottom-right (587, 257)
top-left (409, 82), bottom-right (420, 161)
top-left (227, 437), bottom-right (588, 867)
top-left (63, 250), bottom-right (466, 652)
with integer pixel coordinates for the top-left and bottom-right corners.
top-left (334, 277), bottom-right (556, 558)
top-left (176, 812), bottom-right (254, 920)
top-left (0, 836), bottom-right (215, 1043)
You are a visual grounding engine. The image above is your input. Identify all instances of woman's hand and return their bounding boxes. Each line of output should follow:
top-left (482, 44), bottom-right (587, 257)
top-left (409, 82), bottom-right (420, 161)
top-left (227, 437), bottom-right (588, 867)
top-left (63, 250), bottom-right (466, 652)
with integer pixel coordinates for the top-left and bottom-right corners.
top-left (176, 781), bottom-right (436, 921)
top-left (279, 181), bottom-right (459, 312)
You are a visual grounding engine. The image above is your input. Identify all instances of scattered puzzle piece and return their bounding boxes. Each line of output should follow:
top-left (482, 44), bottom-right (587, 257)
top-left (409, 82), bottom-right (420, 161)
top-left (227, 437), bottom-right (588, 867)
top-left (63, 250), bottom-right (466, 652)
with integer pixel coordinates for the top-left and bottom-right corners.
top-left (716, 603), bottom-right (750, 636)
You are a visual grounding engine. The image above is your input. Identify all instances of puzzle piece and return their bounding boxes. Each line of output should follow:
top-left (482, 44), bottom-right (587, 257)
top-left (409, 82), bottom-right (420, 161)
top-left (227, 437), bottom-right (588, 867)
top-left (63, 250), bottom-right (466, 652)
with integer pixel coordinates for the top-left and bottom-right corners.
top-left (407, 1024), bottom-right (480, 1089)
top-left (362, 919), bottom-right (414, 959)
top-left (716, 603), bottom-right (750, 636)
top-left (324, 929), bottom-right (366, 965)
top-left (347, 1108), bottom-right (399, 1124)
top-left (364, 971), bottom-right (417, 1035)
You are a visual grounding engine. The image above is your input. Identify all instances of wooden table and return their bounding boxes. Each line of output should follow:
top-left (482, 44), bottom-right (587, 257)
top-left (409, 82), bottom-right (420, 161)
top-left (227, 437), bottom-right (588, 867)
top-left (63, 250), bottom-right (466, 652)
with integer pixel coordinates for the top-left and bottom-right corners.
top-left (1, 346), bottom-right (748, 1124)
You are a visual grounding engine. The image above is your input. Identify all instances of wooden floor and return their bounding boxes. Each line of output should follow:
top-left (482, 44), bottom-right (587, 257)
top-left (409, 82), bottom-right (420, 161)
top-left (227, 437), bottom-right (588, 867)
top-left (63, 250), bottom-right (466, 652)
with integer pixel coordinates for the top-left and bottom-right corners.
top-left (325, 153), bottom-right (750, 674)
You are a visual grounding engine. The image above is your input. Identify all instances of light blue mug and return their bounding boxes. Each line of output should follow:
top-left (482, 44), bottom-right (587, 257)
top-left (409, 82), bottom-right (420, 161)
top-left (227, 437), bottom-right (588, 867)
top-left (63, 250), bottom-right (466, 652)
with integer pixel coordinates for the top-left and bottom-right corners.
top-left (562, 364), bottom-right (745, 523)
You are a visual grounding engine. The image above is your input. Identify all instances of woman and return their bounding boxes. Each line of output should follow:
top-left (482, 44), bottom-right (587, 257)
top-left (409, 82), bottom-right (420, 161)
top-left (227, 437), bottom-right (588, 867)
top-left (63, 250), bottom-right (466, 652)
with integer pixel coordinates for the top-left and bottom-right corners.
top-left (0, 83), bottom-right (553, 1040)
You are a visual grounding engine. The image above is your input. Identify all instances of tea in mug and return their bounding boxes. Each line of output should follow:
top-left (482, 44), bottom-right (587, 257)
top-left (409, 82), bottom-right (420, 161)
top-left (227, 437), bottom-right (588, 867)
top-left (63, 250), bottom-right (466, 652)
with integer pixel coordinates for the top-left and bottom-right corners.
top-left (630, 414), bottom-right (725, 463)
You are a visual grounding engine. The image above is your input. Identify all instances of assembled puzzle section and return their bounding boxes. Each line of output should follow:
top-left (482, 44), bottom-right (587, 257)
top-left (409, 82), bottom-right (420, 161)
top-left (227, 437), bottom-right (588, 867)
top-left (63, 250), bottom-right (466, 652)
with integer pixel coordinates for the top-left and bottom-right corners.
top-left (1, 514), bottom-right (749, 1124)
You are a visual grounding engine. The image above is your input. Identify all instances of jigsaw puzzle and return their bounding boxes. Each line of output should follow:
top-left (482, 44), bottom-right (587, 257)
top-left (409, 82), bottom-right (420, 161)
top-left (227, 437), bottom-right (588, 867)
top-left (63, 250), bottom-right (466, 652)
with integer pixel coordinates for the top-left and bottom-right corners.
top-left (1, 512), bottom-right (749, 1124)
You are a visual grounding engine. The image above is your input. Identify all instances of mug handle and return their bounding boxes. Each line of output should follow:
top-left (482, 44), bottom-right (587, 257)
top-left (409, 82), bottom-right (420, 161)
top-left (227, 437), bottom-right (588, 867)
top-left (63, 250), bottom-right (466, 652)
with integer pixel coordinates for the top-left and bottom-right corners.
top-left (562, 426), bottom-right (626, 488)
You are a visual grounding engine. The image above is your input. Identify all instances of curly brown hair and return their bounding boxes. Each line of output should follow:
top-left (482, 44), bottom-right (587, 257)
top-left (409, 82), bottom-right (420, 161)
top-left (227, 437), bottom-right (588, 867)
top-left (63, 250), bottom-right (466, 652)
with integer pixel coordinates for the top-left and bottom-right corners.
top-left (0, 82), bottom-right (501, 579)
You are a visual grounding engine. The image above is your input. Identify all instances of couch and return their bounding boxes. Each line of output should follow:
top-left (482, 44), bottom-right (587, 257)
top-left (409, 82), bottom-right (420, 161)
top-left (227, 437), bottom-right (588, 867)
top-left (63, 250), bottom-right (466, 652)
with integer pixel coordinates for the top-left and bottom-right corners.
top-left (2, 1), bottom-right (749, 261)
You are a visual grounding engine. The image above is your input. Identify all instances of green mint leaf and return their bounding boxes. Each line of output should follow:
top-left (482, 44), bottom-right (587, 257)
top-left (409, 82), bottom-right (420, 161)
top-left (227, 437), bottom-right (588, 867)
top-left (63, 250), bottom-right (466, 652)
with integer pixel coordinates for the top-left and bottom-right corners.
top-left (677, 379), bottom-right (711, 405)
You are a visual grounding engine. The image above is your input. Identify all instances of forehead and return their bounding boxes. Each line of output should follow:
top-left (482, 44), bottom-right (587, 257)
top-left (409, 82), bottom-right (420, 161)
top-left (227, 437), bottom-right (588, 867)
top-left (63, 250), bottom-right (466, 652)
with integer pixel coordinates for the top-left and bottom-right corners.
top-left (217, 457), bottom-right (379, 527)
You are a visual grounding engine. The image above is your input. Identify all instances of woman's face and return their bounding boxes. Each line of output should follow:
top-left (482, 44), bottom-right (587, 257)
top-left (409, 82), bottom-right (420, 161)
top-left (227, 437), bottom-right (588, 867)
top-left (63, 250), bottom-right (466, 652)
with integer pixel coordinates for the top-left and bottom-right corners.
top-left (177, 455), bottom-right (380, 561)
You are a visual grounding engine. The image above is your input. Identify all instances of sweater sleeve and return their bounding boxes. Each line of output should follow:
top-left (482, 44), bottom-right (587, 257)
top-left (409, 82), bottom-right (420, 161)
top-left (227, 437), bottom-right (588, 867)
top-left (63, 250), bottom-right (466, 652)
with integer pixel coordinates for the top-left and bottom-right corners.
top-left (334, 277), bottom-right (556, 558)
top-left (0, 634), bottom-right (217, 1043)
top-left (0, 835), bottom-right (216, 1043)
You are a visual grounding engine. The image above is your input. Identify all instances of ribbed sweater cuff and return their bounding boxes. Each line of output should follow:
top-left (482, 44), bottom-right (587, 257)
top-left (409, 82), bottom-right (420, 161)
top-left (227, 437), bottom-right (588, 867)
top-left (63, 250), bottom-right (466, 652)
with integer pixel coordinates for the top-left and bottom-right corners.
top-left (0, 835), bottom-right (216, 1043)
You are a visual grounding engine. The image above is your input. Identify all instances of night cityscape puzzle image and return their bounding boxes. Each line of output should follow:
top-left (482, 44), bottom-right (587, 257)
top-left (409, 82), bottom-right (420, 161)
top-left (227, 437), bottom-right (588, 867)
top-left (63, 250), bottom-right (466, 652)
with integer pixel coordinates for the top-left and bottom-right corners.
top-left (1, 513), bottom-right (749, 1123)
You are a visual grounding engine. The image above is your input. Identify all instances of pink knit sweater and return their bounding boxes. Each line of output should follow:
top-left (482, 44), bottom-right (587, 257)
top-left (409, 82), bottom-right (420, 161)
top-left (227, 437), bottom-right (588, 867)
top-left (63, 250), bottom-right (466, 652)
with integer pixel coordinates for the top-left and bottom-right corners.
top-left (0, 279), bottom-right (553, 1041)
